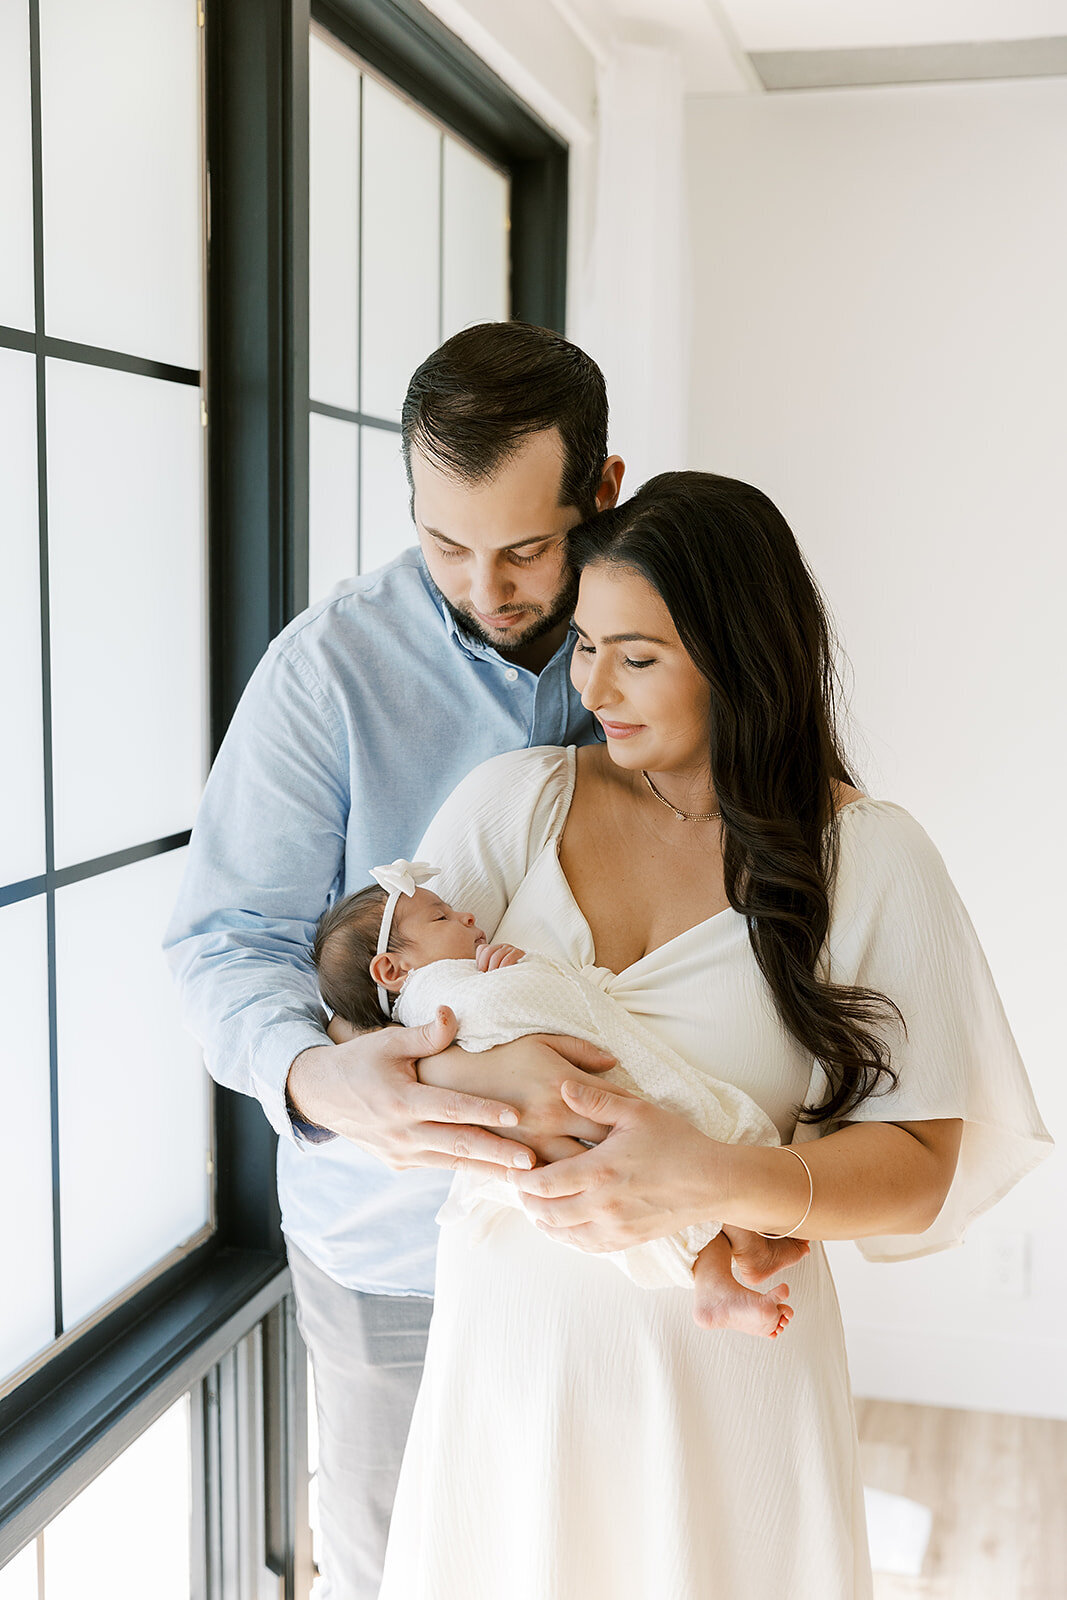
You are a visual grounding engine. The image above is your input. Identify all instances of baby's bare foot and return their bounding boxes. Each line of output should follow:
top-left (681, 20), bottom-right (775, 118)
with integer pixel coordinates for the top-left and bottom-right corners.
top-left (692, 1278), bottom-right (793, 1339)
top-left (726, 1228), bottom-right (810, 1287)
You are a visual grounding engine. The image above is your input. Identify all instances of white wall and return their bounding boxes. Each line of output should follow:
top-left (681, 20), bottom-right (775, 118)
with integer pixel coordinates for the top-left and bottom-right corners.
top-left (421, 0), bottom-right (599, 337)
top-left (422, 1), bottom-right (691, 489)
top-left (569, 43), bottom-right (690, 491)
top-left (687, 77), bottom-right (1067, 1418)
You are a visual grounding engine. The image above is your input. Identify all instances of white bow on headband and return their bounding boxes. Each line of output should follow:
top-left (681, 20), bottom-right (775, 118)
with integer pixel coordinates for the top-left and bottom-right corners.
top-left (370, 859), bottom-right (440, 899)
top-left (369, 859), bottom-right (442, 1018)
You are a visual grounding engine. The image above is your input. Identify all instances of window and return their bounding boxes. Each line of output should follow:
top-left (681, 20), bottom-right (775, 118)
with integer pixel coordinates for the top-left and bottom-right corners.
top-left (3, 1399), bottom-right (193, 1600)
top-left (0, 1298), bottom-right (308, 1600)
top-left (0, 0), bottom-right (210, 1400)
top-left (307, 28), bottom-right (511, 598)
top-left (1, 0), bottom-right (566, 1590)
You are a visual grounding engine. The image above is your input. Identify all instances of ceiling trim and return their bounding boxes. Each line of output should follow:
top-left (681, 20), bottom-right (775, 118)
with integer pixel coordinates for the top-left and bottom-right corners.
top-left (752, 35), bottom-right (1067, 92)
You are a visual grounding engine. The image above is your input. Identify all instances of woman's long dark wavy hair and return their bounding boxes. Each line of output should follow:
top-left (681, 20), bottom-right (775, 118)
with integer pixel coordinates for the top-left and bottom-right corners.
top-left (569, 471), bottom-right (902, 1124)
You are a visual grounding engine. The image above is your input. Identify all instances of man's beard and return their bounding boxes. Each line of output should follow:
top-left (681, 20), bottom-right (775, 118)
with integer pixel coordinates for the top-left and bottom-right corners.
top-left (430, 566), bottom-right (579, 654)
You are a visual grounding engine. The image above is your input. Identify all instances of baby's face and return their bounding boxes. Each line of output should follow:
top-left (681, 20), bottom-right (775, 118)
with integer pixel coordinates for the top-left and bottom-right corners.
top-left (392, 889), bottom-right (486, 966)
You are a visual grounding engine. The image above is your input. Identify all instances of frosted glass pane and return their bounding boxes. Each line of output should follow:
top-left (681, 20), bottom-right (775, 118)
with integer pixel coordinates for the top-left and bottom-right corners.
top-left (0, 348), bottom-right (46, 884)
top-left (360, 426), bottom-right (413, 574)
top-left (39, 0), bottom-right (201, 367)
top-left (0, 898), bottom-right (54, 1385)
top-left (47, 361), bottom-right (206, 869)
top-left (44, 1398), bottom-right (191, 1600)
top-left (0, 1), bottom-right (34, 330)
top-left (0, 1541), bottom-right (38, 1600)
top-left (57, 850), bottom-right (210, 1329)
top-left (361, 79), bottom-right (441, 422)
top-left (309, 33), bottom-right (360, 411)
top-left (309, 412), bottom-right (358, 603)
top-left (442, 138), bottom-right (509, 340)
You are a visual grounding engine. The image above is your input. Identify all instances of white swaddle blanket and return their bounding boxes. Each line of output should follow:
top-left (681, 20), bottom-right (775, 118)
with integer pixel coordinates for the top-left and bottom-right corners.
top-left (394, 951), bottom-right (780, 1288)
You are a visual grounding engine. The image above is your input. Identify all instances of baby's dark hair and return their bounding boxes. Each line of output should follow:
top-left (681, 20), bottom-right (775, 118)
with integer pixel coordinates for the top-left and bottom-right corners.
top-left (312, 885), bottom-right (409, 1032)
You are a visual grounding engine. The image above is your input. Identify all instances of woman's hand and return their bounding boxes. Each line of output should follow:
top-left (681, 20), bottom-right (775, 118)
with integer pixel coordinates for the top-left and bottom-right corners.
top-left (511, 1079), bottom-right (964, 1249)
top-left (508, 1078), bottom-right (727, 1251)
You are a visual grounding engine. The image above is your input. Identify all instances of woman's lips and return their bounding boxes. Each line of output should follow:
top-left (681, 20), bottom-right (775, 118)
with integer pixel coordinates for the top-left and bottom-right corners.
top-left (598, 718), bottom-right (644, 739)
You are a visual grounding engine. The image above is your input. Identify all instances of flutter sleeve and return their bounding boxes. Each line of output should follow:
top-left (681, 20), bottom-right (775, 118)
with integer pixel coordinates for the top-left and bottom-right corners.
top-left (412, 745), bottom-right (575, 941)
top-left (800, 800), bottom-right (1053, 1263)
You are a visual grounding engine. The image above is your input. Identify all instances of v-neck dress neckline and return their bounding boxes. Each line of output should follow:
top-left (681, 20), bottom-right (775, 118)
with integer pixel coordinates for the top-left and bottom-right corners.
top-left (544, 742), bottom-right (867, 979)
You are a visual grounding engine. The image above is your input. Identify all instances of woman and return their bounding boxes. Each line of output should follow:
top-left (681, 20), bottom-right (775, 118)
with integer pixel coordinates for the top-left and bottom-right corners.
top-left (376, 472), bottom-right (1051, 1599)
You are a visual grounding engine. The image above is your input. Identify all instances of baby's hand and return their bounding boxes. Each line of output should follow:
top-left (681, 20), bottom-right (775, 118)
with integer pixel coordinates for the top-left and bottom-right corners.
top-left (476, 941), bottom-right (525, 973)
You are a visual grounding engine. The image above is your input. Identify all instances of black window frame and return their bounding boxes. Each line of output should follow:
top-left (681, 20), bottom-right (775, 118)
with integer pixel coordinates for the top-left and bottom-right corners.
top-left (0, 0), bottom-right (568, 1584)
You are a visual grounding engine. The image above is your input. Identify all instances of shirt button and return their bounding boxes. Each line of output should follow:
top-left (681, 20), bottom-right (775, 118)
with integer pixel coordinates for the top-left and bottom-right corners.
top-left (505, 668), bottom-right (519, 682)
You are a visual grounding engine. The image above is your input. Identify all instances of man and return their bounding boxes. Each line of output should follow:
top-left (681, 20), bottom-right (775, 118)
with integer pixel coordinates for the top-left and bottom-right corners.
top-left (165, 321), bottom-right (625, 1600)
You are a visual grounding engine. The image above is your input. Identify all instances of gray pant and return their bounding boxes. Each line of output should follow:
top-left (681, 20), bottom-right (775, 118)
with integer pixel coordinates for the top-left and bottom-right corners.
top-left (286, 1239), bottom-right (432, 1600)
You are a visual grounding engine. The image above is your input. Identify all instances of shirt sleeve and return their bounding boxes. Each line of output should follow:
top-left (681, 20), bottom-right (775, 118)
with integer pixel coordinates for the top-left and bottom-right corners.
top-left (801, 802), bottom-right (1053, 1262)
top-left (414, 745), bottom-right (573, 940)
top-left (163, 640), bottom-right (349, 1145)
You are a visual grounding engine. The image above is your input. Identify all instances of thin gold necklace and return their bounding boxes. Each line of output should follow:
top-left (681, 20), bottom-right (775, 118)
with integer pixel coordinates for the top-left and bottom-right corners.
top-left (641, 770), bottom-right (721, 822)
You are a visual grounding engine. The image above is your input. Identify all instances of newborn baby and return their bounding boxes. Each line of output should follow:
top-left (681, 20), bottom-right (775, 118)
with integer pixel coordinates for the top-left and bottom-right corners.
top-left (312, 861), bottom-right (809, 1338)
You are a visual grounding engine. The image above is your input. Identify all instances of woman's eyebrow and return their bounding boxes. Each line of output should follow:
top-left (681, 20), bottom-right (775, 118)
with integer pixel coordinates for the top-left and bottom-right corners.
top-left (573, 621), bottom-right (669, 645)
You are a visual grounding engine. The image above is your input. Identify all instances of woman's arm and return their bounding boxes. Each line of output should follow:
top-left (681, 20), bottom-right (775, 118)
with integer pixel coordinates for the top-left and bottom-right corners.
top-left (723, 1117), bottom-right (962, 1239)
top-left (508, 1078), bottom-right (962, 1251)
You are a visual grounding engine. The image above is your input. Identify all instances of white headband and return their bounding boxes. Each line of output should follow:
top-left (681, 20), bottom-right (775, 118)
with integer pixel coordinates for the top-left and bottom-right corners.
top-left (369, 859), bottom-right (441, 1018)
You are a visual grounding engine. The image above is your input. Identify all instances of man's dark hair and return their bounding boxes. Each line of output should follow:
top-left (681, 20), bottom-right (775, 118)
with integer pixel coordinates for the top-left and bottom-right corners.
top-left (311, 885), bottom-right (408, 1032)
top-left (401, 321), bottom-right (609, 516)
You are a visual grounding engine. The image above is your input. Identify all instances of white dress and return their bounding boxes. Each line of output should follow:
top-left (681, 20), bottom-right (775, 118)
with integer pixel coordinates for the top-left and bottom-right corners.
top-left (378, 747), bottom-right (1052, 1600)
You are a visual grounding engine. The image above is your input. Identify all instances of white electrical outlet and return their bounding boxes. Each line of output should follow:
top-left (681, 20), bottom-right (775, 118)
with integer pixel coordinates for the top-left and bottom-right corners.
top-left (985, 1230), bottom-right (1030, 1298)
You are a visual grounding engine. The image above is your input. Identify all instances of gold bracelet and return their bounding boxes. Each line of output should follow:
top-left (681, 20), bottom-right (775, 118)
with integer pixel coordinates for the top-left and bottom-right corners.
top-left (759, 1146), bottom-right (814, 1239)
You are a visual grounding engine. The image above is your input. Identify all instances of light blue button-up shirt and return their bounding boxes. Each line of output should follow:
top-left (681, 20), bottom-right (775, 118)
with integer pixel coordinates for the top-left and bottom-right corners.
top-left (165, 549), bottom-right (596, 1295)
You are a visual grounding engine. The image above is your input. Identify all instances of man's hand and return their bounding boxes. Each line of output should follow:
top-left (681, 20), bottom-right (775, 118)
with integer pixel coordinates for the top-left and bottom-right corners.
top-left (287, 1012), bottom-right (616, 1176)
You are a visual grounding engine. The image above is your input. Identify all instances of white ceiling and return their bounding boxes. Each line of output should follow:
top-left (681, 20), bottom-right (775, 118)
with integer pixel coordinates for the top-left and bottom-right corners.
top-left (717, 0), bottom-right (1067, 53)
top-left (556, 0), bottom-right (1067, 92)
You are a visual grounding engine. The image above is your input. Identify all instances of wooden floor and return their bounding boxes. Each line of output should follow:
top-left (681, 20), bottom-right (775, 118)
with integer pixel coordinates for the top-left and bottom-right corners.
top-left (856, 1399), bottom-right (1067, 1600)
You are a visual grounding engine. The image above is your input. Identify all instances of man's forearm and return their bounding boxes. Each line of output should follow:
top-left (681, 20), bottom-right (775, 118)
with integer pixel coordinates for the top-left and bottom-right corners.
top-left (285, 1009), bottom-right (398, 1135)
top-left (286, 1045), bottom-right (342, 1138)
top-left (286, 1033), bottom-right (382, 1135)
top-left (166, 933), bottom-right (331, 1140)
